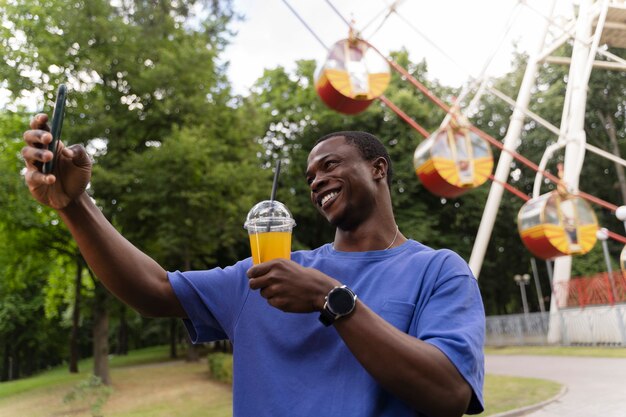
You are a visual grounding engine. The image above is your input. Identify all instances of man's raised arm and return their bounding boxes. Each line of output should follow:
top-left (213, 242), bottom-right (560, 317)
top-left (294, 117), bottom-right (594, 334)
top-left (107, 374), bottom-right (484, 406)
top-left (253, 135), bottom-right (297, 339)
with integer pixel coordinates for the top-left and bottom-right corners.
top-left (22, 114), bottom-right (185, 318)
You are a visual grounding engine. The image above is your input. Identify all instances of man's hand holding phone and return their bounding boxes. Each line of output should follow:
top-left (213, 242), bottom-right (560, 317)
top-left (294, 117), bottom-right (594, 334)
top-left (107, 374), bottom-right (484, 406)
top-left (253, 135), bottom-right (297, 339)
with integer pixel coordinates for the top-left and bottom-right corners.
top-left (21, 85), bottom-right (92, 209)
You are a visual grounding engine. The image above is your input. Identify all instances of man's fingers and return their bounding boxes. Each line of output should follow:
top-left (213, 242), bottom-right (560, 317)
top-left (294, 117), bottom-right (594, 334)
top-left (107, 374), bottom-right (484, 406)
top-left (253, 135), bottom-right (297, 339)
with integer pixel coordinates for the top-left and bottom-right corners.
top-left (259, 284), bottom-right (281, 301)
top-left (29, 113), bottom-right (49, 130)
top-left (64, 144), bottom-right (91, 167)
top-left (24, 166), bottom-right (55, 186)
top-left (60, 146), bottom-right (74, 158)
top-left (247, 258), bottom-right (293, 279)
top-left (23, 130), bottom-right (53, 147)
top-left (249, 277), bottom-right (263, 290)
top-left (247, 262), bottom-right (271, 279)
top-left (249, 275), bottom-right (276, 291)
top-left (21, 146), bottom-right (53, 165)
top-left (25, 114), bottom-right (53, 148)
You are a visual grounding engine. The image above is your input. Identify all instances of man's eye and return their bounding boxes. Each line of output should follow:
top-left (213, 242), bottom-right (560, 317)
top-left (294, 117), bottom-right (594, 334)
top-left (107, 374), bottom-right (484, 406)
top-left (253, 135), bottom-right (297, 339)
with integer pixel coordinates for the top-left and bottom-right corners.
top-left (325, 160), bottom-right (338, 169)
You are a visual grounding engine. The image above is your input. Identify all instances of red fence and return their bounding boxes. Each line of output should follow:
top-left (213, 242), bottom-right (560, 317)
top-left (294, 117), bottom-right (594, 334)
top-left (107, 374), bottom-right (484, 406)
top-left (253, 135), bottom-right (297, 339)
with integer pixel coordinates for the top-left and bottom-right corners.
top-left (553, 271), bottom-right (626, 308)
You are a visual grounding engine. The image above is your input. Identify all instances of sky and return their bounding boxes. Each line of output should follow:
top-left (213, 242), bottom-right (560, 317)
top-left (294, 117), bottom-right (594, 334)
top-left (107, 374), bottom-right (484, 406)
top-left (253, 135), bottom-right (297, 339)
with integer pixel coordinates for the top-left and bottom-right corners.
top-left (222, 0), bottom-right (576, 95)
top-left (1, 0), bottom-right (576, 108)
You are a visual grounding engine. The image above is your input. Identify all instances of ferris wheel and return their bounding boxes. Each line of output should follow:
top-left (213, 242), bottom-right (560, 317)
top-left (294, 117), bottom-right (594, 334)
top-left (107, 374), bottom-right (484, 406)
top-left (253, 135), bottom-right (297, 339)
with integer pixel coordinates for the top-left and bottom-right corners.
top-left (279, 0), bottom-right (626, 342)
top-left (468, 0), bottom-right (626, 297)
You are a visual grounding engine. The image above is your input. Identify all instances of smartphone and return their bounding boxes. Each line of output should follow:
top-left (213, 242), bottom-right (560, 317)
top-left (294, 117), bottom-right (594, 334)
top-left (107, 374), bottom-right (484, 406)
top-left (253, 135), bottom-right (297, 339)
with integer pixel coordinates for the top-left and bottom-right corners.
top-left (42, 84), bottom-right (67, 175)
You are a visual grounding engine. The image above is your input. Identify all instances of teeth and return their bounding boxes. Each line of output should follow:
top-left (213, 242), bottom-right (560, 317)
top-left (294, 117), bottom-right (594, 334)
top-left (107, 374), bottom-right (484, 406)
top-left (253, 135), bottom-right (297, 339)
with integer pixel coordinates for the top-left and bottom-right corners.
top-left (321, 192), bottom-right (337, 206)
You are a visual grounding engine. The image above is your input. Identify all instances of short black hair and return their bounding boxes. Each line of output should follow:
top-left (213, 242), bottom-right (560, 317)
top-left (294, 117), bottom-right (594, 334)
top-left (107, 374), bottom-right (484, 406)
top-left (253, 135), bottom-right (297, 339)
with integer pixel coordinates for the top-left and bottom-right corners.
top-left (315, 131), bottom-right (393, 187)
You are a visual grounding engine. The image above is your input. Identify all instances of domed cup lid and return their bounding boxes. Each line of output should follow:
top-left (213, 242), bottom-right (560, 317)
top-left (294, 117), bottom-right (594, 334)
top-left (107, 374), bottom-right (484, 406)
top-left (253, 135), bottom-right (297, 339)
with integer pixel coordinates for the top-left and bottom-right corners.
top-left (244, 200), bottom-right (296, 233)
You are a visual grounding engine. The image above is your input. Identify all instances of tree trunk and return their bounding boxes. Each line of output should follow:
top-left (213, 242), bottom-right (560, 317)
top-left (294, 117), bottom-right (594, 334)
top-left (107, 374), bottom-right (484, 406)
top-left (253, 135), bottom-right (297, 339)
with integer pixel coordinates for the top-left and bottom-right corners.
top-left (69, 258), bottom-right (83, 373)
top-left (11, 345), bottom-right (19, 380)
top-left (1, 343), bottom-right (10, 381)
top-left (598, 111), bottom-right (626, 204)
top-left (117, 304), bottom-right (129, 355)
top-left (92, 284), bottom-right (111, 385)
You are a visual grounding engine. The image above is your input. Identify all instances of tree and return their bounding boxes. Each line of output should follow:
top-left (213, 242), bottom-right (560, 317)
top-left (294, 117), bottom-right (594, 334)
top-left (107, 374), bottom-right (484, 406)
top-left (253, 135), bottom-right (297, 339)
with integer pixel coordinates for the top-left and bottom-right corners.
top-left (97, 122), bottom-right (268, 272)
top-left (1, 0), bottom-right (238, 380)
top-left (0, 110), bottom-right (78, 380)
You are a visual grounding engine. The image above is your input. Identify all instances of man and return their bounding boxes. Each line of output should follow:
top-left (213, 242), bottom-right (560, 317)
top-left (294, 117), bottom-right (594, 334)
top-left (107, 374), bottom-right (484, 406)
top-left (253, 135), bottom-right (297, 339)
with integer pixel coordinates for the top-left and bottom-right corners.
top-left (22, 118), bottom-right (485, 416)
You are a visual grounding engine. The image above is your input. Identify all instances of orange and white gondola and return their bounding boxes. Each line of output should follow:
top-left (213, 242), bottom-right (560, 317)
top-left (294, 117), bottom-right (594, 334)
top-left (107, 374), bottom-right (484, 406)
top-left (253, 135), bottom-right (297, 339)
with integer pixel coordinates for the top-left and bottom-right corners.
top-left (413, 119), bottom-right (493, 198)
top-left (314, 37), bottom-right (390, 115)
top-left (517, 191), bottom-right (598, 260)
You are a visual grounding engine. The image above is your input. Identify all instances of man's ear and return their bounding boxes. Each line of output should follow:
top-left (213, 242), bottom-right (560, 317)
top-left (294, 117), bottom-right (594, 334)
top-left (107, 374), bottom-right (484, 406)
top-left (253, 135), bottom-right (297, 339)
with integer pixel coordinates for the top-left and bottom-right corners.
top-left (372, 157), bottom-right (388, 182)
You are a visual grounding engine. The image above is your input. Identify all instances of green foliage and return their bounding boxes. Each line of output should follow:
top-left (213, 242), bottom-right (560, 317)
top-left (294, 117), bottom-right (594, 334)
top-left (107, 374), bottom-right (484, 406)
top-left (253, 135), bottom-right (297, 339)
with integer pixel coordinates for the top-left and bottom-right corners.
top-left (0, 0), bottom-right (257, 272)
top-left (93, 122), bottom-right (268, 270)
top-left (571, 240), bottom-right (619, 277)
top-left (0, 110), bottom-right (75, 380)
top-left (0, 0), bottom-right (236, 156)
top-left (1, 0), bottom-right (242, 380)
top-left (207, 352), bottom-right (233, 384)
top-left (63, 375), bottom-right (112, 417)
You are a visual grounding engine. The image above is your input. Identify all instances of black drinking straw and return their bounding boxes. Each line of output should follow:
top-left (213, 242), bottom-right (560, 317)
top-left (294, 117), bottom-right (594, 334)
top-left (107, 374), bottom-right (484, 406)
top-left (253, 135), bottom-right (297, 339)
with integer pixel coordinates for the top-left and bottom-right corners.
top-left (270, 160), bottom-right (281, 201)
top-left (267, 160), bottom-right (281, 231)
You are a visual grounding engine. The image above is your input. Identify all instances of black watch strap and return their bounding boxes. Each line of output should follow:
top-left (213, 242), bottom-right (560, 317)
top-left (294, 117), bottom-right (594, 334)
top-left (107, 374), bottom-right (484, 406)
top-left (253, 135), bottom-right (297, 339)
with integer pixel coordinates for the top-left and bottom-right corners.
top-left (319, 308), bottom-right (336, 326)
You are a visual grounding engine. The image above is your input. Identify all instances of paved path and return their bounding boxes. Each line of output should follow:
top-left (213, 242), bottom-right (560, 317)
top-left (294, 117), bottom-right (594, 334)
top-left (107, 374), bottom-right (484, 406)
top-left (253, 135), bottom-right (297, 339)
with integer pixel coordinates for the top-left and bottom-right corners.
top-left (486, 355), bottom-right (626, 416)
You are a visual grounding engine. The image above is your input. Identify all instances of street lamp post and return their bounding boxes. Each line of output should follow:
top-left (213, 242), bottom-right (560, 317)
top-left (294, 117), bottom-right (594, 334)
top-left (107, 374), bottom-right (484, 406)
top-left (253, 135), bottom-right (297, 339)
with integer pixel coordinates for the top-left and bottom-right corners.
top-left (596, 228), bottom-right (617, 304)
top-left (530, 258), bottom-right (546, 313)
top-left (514, 273), bottom-right (531, 317)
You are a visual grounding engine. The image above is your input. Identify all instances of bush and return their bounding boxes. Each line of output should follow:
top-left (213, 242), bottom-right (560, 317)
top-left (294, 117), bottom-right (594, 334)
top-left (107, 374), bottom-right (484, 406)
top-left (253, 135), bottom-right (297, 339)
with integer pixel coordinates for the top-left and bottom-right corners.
top-left (207, 352), bottom-right (233, 384)
top-left (63, 375), bottom-right (112, 417)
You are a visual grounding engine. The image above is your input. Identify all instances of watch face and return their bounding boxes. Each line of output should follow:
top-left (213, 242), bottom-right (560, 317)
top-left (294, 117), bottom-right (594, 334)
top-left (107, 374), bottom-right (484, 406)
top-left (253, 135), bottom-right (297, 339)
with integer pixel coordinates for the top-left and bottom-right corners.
top-left (328, 287), bottom-right (355, 315)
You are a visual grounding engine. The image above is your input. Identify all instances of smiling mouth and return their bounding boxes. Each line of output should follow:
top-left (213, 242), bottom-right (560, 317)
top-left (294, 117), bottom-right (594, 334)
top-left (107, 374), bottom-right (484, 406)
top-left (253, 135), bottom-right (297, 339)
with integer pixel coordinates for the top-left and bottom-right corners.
top-left (320, 191), bottom-right (339, 208)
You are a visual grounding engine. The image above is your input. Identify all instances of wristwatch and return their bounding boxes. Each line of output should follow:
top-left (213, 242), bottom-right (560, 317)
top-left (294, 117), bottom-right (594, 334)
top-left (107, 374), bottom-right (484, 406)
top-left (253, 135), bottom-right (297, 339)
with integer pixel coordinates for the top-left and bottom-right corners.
top-left (319, 285), bottom-right (357, 326)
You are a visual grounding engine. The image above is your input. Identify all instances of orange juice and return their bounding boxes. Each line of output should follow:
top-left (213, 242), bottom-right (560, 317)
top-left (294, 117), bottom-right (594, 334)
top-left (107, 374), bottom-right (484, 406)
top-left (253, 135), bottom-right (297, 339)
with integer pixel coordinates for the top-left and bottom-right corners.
top-left (249, 231), bottom-right (292, 264)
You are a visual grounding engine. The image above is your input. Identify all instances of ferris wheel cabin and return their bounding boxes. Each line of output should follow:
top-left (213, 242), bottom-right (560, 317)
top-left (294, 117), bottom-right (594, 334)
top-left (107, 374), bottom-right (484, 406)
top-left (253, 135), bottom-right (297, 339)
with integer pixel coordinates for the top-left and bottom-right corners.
top-left (314, 38), bottom-right (391, 115)
top-left (413, 125), bottom-right (493, 198)
top-left (517, 192), bottom-right (598, 260)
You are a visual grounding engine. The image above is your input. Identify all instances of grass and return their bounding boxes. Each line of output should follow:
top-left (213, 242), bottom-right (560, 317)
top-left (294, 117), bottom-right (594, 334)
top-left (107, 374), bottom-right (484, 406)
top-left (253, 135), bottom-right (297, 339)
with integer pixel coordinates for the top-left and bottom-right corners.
top-left (485, 345), bottom-right (626, 358)
top-left (0, 345), bottom-right (175, 398)
top-left (482, 374), bottom-right (562, 416)
top-left (480, 345), bottom-right (626, 414)
top-left (0, 346), bottom-right (232, 417)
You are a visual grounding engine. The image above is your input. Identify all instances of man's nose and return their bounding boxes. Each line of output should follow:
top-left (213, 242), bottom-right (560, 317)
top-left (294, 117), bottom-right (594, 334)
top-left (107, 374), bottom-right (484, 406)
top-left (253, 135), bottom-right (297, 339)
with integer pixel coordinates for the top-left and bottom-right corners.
top-left (310, 174), bottom-right (327, 192)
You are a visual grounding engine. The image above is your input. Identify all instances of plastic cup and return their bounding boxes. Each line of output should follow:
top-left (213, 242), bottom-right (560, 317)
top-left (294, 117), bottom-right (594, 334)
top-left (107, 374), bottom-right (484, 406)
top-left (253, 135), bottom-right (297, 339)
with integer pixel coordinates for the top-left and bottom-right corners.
top-left (244, 200), bottom-right (296, 264)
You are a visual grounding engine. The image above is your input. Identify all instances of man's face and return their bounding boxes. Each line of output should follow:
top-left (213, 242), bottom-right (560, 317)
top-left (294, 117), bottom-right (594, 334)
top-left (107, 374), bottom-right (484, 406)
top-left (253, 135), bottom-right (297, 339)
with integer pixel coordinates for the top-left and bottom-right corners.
top-left (305, 136), bottom-right (378, 229)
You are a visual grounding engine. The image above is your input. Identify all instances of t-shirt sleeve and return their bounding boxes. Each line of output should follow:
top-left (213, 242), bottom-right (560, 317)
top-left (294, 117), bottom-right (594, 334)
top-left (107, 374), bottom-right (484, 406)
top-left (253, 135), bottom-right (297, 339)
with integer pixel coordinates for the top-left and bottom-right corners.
top-left (412, 251), bottom-right (485, 414)
top-left (168, 259), bottom-right (252, 344)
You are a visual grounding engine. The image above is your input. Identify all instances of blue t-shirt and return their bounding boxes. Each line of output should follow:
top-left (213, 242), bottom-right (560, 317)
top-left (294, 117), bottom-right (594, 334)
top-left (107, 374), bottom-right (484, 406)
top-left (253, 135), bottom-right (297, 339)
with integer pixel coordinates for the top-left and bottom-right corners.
top-left (168, 239), bottom-right (485, 416)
